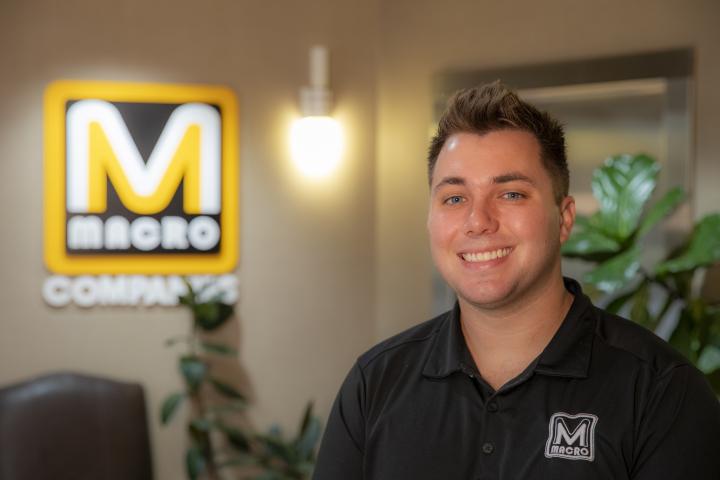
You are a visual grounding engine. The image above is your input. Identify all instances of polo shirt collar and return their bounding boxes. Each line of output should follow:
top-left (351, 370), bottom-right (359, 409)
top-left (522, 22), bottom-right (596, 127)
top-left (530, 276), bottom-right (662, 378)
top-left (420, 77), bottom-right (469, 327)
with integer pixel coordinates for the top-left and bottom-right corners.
top-left (422, 277), bottom-right (595, 380)
top-left (421, 302), bottom-right (471, 379)
top-left (534, 278), bottom-right (594, 378)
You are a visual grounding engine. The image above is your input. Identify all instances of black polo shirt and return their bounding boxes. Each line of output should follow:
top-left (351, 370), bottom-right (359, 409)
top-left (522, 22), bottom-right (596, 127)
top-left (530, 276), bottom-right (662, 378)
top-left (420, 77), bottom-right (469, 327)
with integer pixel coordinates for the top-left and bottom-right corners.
top-left (314, 279), bottom-right (720, 479)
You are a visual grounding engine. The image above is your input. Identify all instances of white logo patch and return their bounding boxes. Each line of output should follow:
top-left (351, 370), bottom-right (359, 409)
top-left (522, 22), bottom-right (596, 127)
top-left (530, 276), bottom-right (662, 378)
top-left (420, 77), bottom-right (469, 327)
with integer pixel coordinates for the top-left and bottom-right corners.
top-left (544, 412), bottom-right (598, 462)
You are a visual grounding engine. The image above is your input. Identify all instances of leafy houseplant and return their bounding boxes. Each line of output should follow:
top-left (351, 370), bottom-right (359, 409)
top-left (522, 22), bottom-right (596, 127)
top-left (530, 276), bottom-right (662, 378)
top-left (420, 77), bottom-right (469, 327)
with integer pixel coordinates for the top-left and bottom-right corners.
top-left (160, 281), bottom-right (322, 480)
top-left (561, 154), bottom-right (720, 393)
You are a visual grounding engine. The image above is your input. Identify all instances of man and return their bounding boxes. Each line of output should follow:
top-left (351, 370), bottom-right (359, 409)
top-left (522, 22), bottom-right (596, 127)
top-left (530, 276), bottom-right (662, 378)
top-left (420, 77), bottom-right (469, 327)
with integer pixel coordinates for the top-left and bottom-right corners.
top-left (313, 82), bottom-right (720, 479)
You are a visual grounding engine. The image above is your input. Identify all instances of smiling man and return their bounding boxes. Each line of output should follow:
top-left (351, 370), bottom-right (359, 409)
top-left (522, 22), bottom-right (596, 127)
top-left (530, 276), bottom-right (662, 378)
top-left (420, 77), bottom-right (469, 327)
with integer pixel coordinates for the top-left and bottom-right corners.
top-left (313, 83), bottom-right (720, 479)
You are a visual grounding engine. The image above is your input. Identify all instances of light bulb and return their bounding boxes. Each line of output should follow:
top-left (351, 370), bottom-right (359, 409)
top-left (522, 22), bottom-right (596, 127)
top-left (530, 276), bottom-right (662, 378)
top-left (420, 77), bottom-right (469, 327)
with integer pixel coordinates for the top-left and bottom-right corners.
top-left (289, 116), bottom-right (343, 178)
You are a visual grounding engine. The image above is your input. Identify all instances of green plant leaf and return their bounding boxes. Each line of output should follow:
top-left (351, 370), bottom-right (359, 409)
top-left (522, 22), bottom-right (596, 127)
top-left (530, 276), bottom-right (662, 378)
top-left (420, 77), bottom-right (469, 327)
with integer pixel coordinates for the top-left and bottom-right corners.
top-left (583, 245), bottom-right (641, 293)
top-left (297, 402), bottom-right (314, 439)
top-left (185, 446), bottom-right (206, 480)
top-left (295, 402), bottom-right (322, 460)
top-left (180, 356), bottom-right (208, 392)
top-left (190, 417), bottom-right (213, 433)
top-left (194, 301), bottom-right (234, 331)
top-left (178, 293), bottom-right (194, 307)
top-left (164, 335), bottom-right (190, 347)
top-left (201, 341), bottom-right (238, 356)
top-left (160, 392), bottom-right (185, 425)
top-left (217, 453), bottom-right (258, 468)
top-left (207, 400), bottom-right (248, 413)
top-left (590, 154), bottom-right (659, 240)
top-left (255, 432), bottom-right (296, 464)
top-left (636, 186), bottom-right (686, 238)
top-left (698, 345), bottom-right (720, 374)
top-left (669, 309), bottom-right (697, 362)
top-left (188, 421), bottom-right (212, 447)
top-left (657, 214), bottom-right (720, 274)
top-left (210, 377), bottom-right (246, 400)
top-left (218, 423), bottom-right (252, 451)
top-left (707, 307), bottom-right (720, 346)
top-left (629, 280), bottom-right (653, 330)
top-left (572, 214), bottom-right (592, 228)
top-left (179, 282), bottom-right (196, 307)
top-left (268, 424), bottom-right (283, 438)
top-left (603, 282), bottom-right (644, 314)
top-left (561, 227), bottom-right (621, 257)
top-left (704, 369), bottom-right (720, 396)
top-left (295, 416), bottom-right (321, 460)
top-left (179, 277), bottom-right (196, 305)
top-left (252, 472), bottom-right (286, 480)
top-left (295, 461), bottom-right (315, 476)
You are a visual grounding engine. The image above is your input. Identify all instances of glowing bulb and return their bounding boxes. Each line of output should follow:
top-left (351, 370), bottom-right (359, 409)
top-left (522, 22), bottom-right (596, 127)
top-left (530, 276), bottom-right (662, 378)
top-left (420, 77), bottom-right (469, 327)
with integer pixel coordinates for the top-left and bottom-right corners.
top-left (290, 116), bottom-right (343, 178)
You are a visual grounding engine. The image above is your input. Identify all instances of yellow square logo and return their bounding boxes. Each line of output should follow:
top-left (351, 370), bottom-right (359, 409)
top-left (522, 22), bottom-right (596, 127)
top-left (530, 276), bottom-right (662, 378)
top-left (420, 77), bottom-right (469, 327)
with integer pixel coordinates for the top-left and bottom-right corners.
top-left (44, 80), bottom-right (239, 274)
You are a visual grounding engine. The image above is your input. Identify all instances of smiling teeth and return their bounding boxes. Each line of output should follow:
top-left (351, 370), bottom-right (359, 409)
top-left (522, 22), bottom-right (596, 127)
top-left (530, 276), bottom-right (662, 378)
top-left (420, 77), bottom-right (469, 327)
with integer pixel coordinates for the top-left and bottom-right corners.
top-left (462, 248), bottom-right (511, 262)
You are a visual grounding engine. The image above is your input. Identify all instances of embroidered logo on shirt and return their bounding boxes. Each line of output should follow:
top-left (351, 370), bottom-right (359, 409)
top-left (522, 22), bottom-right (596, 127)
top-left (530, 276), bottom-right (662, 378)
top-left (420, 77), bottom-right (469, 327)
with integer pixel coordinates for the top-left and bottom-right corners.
top-left (544, 412), bottom-right (598, 462)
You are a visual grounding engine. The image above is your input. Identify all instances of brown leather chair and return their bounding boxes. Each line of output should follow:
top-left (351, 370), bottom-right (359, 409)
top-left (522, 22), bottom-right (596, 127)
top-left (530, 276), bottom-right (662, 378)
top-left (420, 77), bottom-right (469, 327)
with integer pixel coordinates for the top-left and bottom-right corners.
top-left (0, 372), bottom-right (153, 480)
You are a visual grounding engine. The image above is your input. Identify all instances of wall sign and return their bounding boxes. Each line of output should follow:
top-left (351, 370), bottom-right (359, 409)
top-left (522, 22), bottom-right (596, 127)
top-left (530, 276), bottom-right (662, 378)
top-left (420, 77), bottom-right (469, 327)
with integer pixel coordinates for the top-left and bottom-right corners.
top-left (43, 81), bottom-right (239, 306)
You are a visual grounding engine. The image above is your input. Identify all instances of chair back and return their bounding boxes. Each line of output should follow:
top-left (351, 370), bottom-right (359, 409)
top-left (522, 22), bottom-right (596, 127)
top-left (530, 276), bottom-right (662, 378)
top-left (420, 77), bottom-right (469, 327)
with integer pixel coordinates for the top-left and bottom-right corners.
top-left (0, 372), bottom-right (153, 480)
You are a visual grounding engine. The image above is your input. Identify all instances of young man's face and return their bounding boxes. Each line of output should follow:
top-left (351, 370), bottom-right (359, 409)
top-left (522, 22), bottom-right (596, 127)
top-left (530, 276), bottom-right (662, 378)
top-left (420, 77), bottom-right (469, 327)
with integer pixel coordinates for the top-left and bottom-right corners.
top-left (427, 130), bottom-right (575, 312)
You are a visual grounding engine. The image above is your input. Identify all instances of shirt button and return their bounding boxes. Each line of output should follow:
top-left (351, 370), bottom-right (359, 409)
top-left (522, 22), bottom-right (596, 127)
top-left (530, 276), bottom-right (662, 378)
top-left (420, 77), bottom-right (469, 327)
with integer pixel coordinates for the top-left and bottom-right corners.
top-left (487, 401), bottom-right (498, 412)
top-left (482, 442), bottom-right (494, 455)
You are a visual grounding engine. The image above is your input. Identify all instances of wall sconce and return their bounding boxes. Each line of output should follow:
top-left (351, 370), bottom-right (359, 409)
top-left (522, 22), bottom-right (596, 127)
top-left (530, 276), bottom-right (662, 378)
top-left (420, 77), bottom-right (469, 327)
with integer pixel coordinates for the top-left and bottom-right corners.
top-left (289, 46), bottom-right (344, 178)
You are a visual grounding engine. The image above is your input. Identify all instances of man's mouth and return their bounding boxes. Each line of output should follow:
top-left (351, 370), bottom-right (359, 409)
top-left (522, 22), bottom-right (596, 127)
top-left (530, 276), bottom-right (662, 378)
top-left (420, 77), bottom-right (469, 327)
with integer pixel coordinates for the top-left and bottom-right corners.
top-left (460, 247), bottom-right (512, 262)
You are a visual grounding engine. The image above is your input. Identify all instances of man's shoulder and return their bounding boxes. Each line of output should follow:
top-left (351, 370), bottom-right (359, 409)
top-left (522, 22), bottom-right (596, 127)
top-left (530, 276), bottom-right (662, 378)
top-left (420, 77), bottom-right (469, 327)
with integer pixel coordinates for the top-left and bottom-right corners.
top-left (592, 306), bottom-right (692, 376)
top-left (356, 312), bottom-right (448, 370)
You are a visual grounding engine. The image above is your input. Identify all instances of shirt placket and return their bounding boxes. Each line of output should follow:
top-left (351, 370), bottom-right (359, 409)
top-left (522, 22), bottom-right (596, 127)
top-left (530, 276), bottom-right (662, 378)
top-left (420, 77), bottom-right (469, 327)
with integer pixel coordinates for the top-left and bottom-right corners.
top-left (460, 362), bottom-right (503, 480)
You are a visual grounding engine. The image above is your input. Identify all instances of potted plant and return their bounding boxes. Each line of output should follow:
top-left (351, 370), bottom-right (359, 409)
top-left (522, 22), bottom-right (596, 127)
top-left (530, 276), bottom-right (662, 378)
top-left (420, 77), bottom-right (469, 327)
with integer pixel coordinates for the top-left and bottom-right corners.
top-left (561, 154), bottom-right (720, 393)
top-left (160, 280), bottom-right (322, 479)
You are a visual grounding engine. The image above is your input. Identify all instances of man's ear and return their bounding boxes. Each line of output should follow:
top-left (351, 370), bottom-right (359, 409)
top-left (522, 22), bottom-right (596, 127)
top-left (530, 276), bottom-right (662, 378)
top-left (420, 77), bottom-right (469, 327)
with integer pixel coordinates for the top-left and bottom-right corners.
top-left (559, 196), bottom-right (576, 244)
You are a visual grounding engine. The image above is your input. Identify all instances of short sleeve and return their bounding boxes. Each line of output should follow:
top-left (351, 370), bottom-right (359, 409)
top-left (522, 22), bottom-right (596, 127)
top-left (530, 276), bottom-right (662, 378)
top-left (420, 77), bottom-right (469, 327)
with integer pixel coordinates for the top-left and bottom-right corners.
top-left (313, 362), bottom-right (366, 480)
top-left (631, 364), bottom-right (720, 479)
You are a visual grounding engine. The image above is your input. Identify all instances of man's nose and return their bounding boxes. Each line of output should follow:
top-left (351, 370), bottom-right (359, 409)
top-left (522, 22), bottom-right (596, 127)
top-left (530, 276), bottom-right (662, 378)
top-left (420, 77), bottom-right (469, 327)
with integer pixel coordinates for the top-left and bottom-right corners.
top-left (464, 197), bottom-right (499, 236)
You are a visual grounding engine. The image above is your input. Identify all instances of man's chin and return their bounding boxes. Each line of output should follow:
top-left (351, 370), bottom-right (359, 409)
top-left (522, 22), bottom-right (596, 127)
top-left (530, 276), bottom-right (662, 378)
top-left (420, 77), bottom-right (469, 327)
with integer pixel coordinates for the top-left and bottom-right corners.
top-left (455, 284), bottom-right (519, 311)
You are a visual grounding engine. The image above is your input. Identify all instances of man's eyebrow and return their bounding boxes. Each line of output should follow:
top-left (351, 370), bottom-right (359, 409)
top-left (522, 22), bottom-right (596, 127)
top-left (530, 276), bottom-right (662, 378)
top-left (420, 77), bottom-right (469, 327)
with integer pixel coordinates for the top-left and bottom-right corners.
top-left (492, 172), bottom-right (536, 186)
top-left (433, 172), bottom-right (535, 191)
top-left (432, 176), bottom-right (465, 192)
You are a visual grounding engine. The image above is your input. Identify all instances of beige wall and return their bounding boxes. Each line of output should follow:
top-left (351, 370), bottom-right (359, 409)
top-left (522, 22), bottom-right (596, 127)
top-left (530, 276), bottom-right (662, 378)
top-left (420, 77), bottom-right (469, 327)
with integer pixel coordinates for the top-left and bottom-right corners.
top-left (0, 0), bottom-right (718, 478)
top-left (0, 0), bottom-right (378, 478)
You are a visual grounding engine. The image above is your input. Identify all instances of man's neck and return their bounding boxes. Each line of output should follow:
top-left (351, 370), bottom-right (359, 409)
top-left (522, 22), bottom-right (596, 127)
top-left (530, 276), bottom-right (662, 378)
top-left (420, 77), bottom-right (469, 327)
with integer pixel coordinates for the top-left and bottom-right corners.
top-left (458, 274), bottom-right (574, 391)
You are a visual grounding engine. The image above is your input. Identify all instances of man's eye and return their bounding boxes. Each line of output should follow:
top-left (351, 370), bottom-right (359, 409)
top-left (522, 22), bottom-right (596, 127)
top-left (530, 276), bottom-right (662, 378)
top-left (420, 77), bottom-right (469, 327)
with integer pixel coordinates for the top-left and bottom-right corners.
top-left (444, 195), bottom-right (464, 205)
top-left (502, 192), bottom-right (525, 200)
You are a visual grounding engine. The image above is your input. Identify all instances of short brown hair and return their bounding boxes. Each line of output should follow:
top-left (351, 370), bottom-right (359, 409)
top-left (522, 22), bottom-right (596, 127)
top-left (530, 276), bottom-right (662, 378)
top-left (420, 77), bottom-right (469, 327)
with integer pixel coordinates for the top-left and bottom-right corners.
top-left (427, 81), bottom-right (569, 203)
